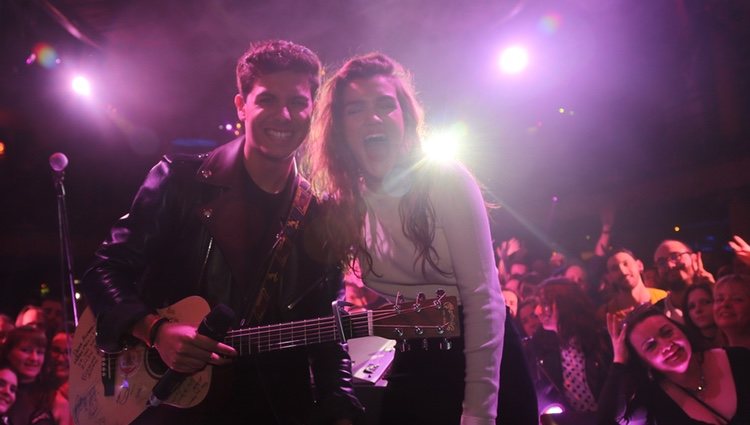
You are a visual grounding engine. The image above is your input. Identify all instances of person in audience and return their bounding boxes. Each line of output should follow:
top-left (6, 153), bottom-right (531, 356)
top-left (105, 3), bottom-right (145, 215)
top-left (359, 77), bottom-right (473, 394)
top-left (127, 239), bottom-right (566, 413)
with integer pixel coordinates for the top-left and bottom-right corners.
top-left (714, 274), bottom-right (750, 349)
top-left (0, 315), bottom-right (13, 346)
top-left (0, 362), bottom-right (18, 425)
top-left (525, 278), bottom-right (611, 422)
top-left (13, 307), bottom-right (44, 331)
top-left (601, 304), bottom-right (750, 424)
top-left (496, 237), bottom-right (528, 285)
top-left (1, 326), bottom-right (59, 425)
top-left (39, 300), bottom-right (63, 339)
top-left (684, 282), bottom-right (726, 350)
top-left (502, 289), bottom-right (519, 317)
top-left (517, 297), bottom-right (541, 339)
top-left (46, 332), bottom-right (72, 409)
top-left (653, 239), bottom-right (714, 313)
top-left (563, 262), bottom-right (588, 290)
top-left (518, 272), bottom-right (544, 300)
top-left (603, 249), bottom-right (668, 318)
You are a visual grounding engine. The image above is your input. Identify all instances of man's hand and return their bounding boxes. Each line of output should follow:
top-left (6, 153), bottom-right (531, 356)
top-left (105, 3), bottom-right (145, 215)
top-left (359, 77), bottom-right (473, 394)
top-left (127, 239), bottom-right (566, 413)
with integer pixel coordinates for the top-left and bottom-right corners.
top-left (729, 235), bottom-right (750, 267)
top-left (153, 321), bottom-right (236, 373)
top-left (694, 251), bottom-right (715, 283)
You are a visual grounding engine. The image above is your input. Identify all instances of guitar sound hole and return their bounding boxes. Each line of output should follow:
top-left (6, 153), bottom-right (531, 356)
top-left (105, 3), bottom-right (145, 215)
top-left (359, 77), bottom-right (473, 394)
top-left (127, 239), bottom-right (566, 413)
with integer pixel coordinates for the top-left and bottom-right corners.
top-left (145, 348), bottom-right (169, 378)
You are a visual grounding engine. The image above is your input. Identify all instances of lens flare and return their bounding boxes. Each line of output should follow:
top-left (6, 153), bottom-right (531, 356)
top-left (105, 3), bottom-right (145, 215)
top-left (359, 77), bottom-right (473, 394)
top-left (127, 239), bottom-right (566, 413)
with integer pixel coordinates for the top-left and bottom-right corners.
top-left (32, 43), bottom-right (59, 68)
top-left (538, 13), bottom-right (562, 35)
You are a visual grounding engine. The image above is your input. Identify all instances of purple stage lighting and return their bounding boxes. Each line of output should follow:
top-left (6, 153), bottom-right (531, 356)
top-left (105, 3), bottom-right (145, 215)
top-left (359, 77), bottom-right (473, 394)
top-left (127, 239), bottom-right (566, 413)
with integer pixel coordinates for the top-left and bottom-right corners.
top-left (498, 45), bottom-right (529, 75)
top-left (71, 76), bottom-right (92, 97)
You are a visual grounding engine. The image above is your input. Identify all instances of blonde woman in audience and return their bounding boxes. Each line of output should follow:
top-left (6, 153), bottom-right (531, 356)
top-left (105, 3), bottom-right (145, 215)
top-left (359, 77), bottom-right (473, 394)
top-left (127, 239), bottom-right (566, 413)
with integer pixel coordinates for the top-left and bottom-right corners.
top-left (714, 274), bottom-right (750, 349)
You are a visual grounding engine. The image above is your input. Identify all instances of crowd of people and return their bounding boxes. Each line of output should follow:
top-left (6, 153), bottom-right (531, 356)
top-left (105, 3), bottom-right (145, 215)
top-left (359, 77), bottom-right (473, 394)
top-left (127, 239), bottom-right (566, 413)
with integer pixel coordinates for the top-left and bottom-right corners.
top-left (0, 299), bottom-right (73, 425)
top-left (489, 220), bottom-right (750, 423)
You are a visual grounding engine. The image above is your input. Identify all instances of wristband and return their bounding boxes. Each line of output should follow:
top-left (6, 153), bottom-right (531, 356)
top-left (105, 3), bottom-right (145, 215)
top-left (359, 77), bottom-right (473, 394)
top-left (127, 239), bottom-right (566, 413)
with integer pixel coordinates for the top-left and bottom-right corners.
top-left (147, 317), bottom-right (170, 348)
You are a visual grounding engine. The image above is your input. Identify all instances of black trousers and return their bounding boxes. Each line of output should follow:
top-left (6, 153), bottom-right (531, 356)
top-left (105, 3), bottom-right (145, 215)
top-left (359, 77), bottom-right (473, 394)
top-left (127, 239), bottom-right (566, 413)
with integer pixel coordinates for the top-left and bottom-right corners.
top-left (379, 307), bottom-right (538, 424)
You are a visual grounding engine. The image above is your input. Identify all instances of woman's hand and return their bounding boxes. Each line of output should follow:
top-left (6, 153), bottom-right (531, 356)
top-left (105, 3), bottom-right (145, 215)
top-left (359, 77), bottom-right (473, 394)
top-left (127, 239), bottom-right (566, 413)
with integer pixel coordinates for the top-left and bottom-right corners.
top-left (606, 312), bottom-right (629, 364)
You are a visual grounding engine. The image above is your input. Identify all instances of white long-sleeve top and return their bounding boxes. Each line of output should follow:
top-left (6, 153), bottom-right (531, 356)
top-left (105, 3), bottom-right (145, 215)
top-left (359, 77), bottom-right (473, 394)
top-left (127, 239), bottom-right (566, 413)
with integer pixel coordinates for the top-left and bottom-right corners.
top-left (359, 161), bottom-right (505, 425)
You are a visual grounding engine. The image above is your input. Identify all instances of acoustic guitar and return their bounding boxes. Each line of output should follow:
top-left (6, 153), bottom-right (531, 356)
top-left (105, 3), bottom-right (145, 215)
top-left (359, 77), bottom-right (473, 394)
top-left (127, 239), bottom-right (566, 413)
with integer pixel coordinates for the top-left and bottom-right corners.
top-left (69, 292), bottom-right (459, 425)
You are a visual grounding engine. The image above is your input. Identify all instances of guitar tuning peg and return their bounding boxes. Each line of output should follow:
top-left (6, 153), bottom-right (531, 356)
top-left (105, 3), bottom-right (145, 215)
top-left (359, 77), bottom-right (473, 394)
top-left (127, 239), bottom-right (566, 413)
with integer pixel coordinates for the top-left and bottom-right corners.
top-left (397, 339), bottom-right (411, 353)
top-left (439, 338), bottom-right (452, 351)
top-left (394, 292), bottom-right (404, 313)
top-left (414, 292), bottom-right (426, 312)
top-left (434, 289), bottom-right (446, 309)
top-left (422, 338), bottom-right (429, 351)
top-left (393, 328), bottom-right (404, 338)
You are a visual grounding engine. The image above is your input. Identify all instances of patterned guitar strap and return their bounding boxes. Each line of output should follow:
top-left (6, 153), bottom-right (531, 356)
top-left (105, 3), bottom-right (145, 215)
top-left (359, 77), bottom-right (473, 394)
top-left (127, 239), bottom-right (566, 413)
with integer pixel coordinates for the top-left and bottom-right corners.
top-left (247, 175), bottom-right (313, 323)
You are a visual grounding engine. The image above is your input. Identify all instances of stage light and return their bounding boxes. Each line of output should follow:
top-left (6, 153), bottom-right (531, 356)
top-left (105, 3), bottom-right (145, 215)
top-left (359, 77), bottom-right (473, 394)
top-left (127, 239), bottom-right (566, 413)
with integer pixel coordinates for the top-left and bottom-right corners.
top-left (541, 403), bottom-right (564, 415)
top-left (224, 124), bottom-right (233, 131)
top-left (0, 141), bottom-right (6, 158)
top-left (71, 76), bottom-right (92, 97)
top-left (498, 45), bottom-right (529, 75)
top-left (422, 122), bottom-right (466, 162)
top-left (674, 226), bottom-right (681, 232)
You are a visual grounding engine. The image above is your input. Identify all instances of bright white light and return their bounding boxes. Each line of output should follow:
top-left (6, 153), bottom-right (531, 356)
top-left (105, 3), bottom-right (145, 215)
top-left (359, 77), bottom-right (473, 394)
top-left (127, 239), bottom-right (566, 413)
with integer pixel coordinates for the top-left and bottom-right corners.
top-left (71, 76), bottom-right (92, 97)
top-left (422, 123), bottom-right (466, 162)
top-left (498, 46), bottom-right (529, 75)
top-left (542, 404), bottom-right (564, 415)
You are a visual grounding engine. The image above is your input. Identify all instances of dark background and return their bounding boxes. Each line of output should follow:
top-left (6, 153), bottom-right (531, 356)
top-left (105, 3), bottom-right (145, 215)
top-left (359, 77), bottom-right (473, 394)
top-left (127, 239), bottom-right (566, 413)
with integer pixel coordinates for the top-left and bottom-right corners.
top-left (1, 0), bottom-right (749, 316)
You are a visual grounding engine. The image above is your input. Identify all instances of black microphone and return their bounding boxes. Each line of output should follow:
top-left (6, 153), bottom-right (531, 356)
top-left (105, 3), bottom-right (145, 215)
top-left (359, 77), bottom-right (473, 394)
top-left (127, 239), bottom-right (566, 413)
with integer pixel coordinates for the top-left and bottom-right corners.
top-left (148, 304), bottom-right (235, 407)
top-left (49, 152), bottom-right (69, 173)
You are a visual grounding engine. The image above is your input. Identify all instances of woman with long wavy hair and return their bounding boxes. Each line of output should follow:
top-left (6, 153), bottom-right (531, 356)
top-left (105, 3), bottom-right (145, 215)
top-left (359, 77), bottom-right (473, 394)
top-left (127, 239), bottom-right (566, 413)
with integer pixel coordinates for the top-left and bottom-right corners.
top-left (305, 52), bottom-right (533, 424)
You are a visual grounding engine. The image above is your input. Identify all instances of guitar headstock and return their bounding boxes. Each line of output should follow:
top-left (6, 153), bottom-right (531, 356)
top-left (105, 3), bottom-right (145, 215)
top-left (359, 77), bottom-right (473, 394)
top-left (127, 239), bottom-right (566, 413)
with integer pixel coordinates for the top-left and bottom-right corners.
top-left (369, 291), bottom-right (461, 341)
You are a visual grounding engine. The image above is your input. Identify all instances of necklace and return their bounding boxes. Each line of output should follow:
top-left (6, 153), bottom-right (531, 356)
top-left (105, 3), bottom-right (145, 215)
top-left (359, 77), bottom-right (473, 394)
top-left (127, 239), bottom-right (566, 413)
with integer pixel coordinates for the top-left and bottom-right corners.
top-left (695, 366), bottom-right (706, 393)
top-left (667, 354), bottom-right (706, 395)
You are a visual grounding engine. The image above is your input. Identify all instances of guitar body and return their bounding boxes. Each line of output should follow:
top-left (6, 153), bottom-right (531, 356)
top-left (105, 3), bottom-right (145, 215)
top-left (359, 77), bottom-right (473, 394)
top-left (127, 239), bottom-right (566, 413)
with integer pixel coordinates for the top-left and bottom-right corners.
top-left (69, 296), bottom-right (213, 425)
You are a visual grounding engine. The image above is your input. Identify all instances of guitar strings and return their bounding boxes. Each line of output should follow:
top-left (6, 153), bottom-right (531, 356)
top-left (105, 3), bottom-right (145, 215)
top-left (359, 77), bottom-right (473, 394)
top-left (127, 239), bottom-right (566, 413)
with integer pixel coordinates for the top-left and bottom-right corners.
top-left (222, 305), bottom-right (455, 353)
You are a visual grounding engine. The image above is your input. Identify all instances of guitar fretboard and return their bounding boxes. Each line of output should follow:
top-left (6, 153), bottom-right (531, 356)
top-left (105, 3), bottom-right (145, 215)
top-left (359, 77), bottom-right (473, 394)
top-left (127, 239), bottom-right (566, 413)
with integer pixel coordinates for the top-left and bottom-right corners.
top-left (224, 311), bottom-right (373, 355)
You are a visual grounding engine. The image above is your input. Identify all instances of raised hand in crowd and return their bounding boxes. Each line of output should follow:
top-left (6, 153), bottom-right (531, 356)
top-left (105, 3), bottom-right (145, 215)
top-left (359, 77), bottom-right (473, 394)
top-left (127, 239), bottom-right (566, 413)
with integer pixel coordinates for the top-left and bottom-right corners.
top-left (605, 312), bottom-right (628, 365)
top-left (694, 251), bottom-right (715, 283)
top-left (729, 234), bottom-right (750, 267)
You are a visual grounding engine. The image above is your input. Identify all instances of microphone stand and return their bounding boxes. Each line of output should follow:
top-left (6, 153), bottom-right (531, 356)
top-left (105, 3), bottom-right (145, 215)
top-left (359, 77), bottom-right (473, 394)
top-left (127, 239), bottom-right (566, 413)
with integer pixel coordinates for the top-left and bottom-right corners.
top-left (52, 169), bottom-right (79, 327)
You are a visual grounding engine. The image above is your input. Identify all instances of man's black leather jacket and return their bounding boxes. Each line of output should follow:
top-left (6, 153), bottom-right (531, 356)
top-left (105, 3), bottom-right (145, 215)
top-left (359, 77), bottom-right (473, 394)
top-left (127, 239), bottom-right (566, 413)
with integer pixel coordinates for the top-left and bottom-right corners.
top-left (81, 137), bottom-right (363, 424)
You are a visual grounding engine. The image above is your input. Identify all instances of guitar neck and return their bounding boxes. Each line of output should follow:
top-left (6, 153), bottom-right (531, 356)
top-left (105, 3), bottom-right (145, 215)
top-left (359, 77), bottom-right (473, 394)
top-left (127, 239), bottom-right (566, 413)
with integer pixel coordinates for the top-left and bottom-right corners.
top-left (224, 311), bottom-right (373, 355)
